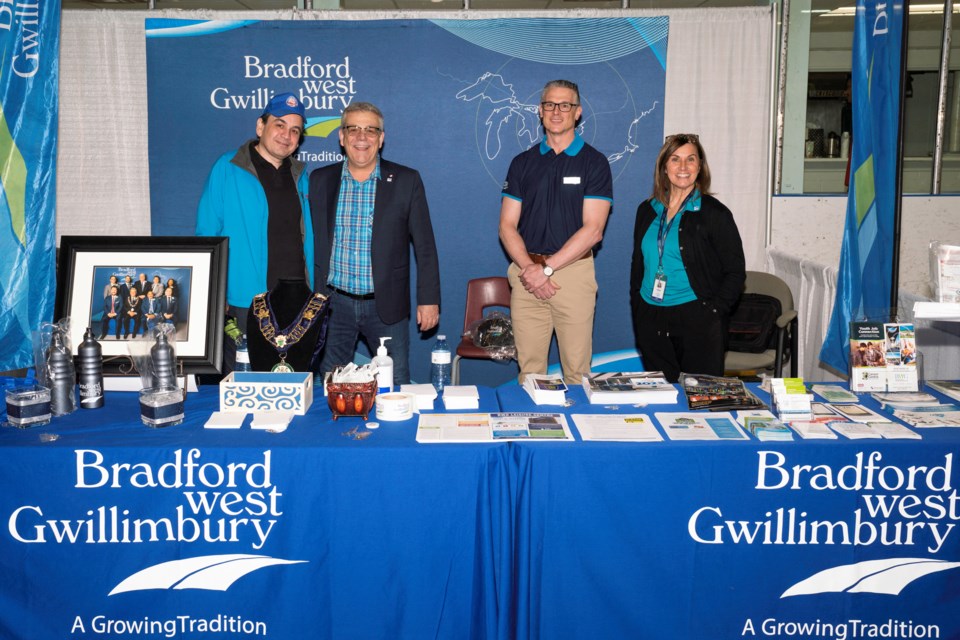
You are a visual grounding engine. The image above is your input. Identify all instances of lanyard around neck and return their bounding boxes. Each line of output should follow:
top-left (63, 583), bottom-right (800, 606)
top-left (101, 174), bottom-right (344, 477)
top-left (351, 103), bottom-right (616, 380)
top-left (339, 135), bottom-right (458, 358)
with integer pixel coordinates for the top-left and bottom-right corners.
top-left (656, 192), bottom-right (693, 269)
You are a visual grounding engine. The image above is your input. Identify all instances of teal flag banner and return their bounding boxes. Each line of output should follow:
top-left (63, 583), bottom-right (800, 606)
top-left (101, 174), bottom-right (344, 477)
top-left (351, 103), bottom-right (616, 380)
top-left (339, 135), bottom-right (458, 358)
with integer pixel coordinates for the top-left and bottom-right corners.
top-left (0, 2), bottom-right (59, 371)
top-left (820, 0), bottom-right (903, 374)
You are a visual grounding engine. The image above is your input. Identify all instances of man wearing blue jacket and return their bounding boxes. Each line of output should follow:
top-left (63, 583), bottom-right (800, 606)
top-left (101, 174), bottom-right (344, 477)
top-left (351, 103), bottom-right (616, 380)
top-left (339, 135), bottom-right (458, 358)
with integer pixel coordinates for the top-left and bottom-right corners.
top-left (196, 92), bottom-right (315, 373)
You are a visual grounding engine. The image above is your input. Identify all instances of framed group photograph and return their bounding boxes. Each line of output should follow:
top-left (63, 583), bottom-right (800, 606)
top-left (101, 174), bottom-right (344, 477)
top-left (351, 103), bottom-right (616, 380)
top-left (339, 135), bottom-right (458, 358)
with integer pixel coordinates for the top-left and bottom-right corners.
top-left (55, 236), bottom-right (228, 374)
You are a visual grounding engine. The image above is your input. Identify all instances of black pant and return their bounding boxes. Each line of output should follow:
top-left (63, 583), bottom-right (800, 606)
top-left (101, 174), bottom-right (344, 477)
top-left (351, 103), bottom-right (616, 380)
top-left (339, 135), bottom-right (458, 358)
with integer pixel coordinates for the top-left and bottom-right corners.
top-left (634, 298), bottom-right (727, 383)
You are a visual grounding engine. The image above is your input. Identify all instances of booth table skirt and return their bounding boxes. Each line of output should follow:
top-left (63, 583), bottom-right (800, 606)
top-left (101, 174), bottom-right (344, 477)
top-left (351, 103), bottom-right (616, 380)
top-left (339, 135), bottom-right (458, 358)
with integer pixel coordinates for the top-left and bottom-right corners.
top-left (0, 386), bottom-right (511, 640)
top-left (4, 382), bottom-right (960, 639)
top-left (501, 384), bottom-right (960, 640)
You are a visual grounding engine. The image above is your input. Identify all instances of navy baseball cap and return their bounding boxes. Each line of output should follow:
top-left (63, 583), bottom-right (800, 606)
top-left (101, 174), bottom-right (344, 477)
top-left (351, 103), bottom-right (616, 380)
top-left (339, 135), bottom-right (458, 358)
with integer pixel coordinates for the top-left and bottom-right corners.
top-left (261, 92), bottom-right (305, 121)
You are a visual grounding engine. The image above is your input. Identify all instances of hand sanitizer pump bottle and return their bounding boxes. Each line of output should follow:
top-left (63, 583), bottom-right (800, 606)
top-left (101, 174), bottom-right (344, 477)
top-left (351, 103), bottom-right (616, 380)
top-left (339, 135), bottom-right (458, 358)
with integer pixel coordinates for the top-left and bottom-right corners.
top-left (373, 337), bottom-right (394, 393)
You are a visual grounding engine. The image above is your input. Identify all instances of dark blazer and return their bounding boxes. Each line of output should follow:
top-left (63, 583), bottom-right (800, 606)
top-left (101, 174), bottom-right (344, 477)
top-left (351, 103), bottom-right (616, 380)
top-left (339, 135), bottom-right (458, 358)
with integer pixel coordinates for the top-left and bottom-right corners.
top-left (103, 295), bottom-right (121, 316)
top-left (309, 158), bottom-right (441, 325)
top-left (123, 296), bottom-right (142, 316)
top-left (162, 296), bottom-right (178, 321)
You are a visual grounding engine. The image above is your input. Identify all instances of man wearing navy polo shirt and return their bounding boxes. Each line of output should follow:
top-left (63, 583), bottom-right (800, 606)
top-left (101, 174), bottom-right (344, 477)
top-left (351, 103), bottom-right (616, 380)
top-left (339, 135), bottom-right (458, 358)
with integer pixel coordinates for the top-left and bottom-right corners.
top-left (499, 79), bottom-right (613, 385)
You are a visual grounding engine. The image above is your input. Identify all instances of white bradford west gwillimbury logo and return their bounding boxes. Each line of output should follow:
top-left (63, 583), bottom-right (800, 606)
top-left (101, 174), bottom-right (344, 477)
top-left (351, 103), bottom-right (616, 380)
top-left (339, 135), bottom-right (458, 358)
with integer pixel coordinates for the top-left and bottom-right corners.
top-left (782, 557), bottom-right (960, 598)
top-left (109, 553), bottom-right (307, 596)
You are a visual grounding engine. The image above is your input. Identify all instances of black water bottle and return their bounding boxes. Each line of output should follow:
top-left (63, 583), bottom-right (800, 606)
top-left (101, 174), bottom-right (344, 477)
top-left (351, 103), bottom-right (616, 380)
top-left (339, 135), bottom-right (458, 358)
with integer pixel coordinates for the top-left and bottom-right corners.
top-left (47, 330), bottom-right (77, 416)
top-left (77, 327), bottom-right (104, 409)
top-left (150, 331), bottom-right (177, 389)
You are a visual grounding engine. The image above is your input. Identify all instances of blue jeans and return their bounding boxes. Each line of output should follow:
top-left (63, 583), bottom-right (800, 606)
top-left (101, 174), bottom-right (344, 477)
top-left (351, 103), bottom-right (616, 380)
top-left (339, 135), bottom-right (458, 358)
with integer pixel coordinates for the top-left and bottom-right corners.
top-left (319, 293), bottom-right (411, 384)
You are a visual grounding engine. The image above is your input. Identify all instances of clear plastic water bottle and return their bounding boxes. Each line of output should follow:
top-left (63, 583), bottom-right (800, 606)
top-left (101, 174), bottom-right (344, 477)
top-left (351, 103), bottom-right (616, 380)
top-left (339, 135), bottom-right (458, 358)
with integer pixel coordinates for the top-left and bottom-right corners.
top-left (430, 334), bottom-right (452, 393)
top-left (235, 334), bottom-right (252, 373)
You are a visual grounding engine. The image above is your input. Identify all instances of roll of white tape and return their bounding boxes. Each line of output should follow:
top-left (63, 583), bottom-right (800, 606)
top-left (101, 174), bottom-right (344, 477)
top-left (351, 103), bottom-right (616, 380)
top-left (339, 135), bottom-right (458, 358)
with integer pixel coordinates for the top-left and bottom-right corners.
top-left (375, 392), bottom-right (416, 421)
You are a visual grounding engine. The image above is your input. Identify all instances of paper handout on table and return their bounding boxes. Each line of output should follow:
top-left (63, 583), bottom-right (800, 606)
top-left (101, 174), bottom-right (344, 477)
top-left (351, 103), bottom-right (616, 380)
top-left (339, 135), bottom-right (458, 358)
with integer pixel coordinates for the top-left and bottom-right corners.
top-left (415, 412), bottom-right (573, 443)
top-left (811, 384), bottom-right (859, 403)
top-left (926, 380), bottom-right (960, 403)
top-left (891, 405), bottom-right (960, 428)
top-left (441, 385), bottom-right (480, 410)
top-left (654, 412), bottom-right (749, 441)
top-left (828, 421), bottom-right (883, 439)
top-left (522, 374), bottom-right (568, 405)
top-left (867, 421), bottom-right (922, 439)
top-left (399, 383), bottom-right (438, 411)
top-left (790, 421), bottom-right (839, 439)
top-left (870, 391), bottom-right (941, 409)
top-left (827, 403), bottom-right (891, 423)
top-left (581, 371), bottom-right (677, 405)
top-left (571, 414), bottom-right (663, 442)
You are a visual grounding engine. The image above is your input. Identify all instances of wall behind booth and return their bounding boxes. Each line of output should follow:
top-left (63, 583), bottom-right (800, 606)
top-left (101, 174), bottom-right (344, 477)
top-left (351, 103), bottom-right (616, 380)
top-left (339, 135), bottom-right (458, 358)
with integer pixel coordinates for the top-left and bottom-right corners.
top-left (57, 8), bottom-right (775, 387)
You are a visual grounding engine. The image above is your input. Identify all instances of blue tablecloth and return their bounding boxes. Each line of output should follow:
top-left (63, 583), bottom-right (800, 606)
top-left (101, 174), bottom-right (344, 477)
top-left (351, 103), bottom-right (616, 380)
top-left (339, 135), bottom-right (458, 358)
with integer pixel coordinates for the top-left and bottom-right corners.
top-left (4, 382), bottom-right (960, 639)
top-left (498, 383), bottom-right (960, 639)
top-left (0, 385), bottom-right (510, 640)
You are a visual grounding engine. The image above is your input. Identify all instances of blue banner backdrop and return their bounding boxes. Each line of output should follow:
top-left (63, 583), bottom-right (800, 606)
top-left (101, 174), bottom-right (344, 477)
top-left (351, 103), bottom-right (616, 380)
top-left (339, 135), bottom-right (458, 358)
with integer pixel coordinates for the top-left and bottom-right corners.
top-left (146, 18), bottom-right (667, 385)
top-left (819, 1), bottom-right (903, 374)
top-left (0, 1), bottom-right (59, 371)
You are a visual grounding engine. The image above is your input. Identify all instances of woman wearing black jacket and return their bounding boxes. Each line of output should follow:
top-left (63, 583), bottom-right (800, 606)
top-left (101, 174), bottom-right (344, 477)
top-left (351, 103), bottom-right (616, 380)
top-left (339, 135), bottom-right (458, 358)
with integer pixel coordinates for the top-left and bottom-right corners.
top-left (630, 134), bottom-right (745, 382)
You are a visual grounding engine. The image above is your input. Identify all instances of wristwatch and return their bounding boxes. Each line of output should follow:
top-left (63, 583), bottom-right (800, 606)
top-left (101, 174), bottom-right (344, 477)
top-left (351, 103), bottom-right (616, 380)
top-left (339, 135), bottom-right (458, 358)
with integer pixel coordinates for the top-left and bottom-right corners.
top-left (542, 264), bottom-right (555, 277)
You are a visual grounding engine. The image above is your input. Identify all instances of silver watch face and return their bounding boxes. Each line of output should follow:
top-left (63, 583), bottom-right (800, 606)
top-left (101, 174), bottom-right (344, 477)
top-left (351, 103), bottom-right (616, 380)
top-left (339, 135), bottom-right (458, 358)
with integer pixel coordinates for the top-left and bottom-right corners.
top-left (543, 265), bottom-right (554, 277)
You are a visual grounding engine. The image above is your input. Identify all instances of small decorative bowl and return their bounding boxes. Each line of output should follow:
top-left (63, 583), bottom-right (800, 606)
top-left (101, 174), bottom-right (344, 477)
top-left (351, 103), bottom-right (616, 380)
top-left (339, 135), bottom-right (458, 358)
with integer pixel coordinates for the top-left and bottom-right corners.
top-left (326, 379), bottom-right (378, 420)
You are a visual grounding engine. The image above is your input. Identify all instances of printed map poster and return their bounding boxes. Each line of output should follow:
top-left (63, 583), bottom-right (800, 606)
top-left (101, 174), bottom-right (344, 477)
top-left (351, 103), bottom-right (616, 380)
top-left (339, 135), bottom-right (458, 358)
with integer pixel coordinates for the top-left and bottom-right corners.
top-left (146, 18), bottom-right (668, 383)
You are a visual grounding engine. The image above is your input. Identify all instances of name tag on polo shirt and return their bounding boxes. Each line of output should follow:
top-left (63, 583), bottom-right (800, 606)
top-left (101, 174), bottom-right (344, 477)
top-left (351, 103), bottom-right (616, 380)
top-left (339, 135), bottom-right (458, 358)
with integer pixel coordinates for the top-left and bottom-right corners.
top-left (563, 176), bottom-right (581, 184)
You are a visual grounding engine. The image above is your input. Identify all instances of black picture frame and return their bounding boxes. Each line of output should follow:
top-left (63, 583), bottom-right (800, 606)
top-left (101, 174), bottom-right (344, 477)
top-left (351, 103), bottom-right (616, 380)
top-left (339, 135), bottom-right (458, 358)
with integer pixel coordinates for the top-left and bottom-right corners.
top-left (55, 236), bottom-right (227, 375)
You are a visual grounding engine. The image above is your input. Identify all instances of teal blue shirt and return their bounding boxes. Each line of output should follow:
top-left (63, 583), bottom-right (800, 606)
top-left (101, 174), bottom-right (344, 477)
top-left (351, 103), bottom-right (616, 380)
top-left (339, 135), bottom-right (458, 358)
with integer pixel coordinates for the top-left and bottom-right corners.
top-left (639, 192), bottom-right (700, 306)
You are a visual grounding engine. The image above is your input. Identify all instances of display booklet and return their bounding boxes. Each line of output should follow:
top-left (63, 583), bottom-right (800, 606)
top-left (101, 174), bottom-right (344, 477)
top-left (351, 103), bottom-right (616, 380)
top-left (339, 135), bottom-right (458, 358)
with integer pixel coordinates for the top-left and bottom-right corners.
top-left (571, 414), bottom-right (663, 442)
top-left (679, 373), bottom-right (765, 411)
top-left (849, 321), bottom-right (888, 392)
top-left (890, 405), bottom-right (960, 428)
top-left (522, 374), bottom-right (568, 405)
top-left (581, 371), bottom-right (678, 405)
top-left (415, 412), bottom-right (573, 443)
top-left (849, 322), bottom-right (918, 392)
top-left (654, 412), bottom-right (749, 441)
top-left (927, 380), bottom-right (960, 403)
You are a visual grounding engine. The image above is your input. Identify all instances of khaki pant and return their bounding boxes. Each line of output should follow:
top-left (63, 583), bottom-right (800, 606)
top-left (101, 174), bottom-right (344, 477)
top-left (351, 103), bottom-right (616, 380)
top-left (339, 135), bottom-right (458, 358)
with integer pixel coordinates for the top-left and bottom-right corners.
top-left (508, 256), bottom-right (597, 385)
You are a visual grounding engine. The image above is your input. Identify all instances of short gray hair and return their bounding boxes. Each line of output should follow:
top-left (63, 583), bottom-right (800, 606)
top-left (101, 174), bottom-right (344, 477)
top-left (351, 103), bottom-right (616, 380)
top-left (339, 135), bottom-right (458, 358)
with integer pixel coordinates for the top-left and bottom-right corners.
top-left (343, 101), bottom-right (384, 129)
top-left (540, 79), bottom-right (580, 104)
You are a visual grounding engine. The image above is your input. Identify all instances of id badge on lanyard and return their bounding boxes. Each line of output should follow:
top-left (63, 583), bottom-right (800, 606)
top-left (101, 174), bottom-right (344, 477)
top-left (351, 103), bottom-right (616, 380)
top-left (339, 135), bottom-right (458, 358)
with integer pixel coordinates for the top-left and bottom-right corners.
top-left (652, 269), bottom-right (667, 301)
top-left (652, 211), bottom-right (678, 302)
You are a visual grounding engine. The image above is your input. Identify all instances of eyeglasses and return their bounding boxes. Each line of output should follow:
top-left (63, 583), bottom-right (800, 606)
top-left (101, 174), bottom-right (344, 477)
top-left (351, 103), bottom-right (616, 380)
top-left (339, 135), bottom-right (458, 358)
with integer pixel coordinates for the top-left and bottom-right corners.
top-left (342, 125), bottom-right (383, 138)
top-left (665, 133), bottom-right (700, 144)
top-left (541, 102), bottom-right (579, 112)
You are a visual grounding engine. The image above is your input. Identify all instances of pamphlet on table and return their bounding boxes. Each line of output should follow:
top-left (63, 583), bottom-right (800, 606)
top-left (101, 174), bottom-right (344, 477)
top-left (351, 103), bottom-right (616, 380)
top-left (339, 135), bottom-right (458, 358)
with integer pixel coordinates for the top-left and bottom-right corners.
top-left (571, 414), bottom-right (663, 442)
top-left (679, 373), bottom-right (765, 411)
top-left (735, 410), bottom-right (793, 441)
top-left (889, 405), bottom-right (960, 428)
top-left (581, 371), bottom-right (677, 405)
top-left (790, 420), bottom-right (840, 439)
top-left (927, 380), bottom-right (960, 402)
top-left (523, 374), bottom-right (568, 405)
top-left (415, 412), bottom-right (573, 443)
top-left (654, 412), bottom-right (749, 441)
top-left (811, 384), bottom-right (859, 403)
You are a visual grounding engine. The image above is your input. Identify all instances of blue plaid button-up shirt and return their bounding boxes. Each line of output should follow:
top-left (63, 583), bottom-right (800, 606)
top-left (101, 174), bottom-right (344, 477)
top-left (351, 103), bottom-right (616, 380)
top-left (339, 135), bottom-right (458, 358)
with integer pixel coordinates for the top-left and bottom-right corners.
top-left (327, 158), bottom-right (380, 295)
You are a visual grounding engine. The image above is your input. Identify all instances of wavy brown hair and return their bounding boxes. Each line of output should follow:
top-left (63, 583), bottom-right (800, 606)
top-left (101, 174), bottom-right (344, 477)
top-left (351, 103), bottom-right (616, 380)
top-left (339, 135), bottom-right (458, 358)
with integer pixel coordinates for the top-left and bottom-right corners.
top-left (651, 133), bottom-right (712, 206)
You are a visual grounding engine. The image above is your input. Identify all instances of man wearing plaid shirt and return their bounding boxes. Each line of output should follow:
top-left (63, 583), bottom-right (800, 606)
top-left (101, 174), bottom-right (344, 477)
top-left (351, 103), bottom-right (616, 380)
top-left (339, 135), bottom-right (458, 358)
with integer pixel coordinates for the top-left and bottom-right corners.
top-left (309, 102), bottom-right (441, 384)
